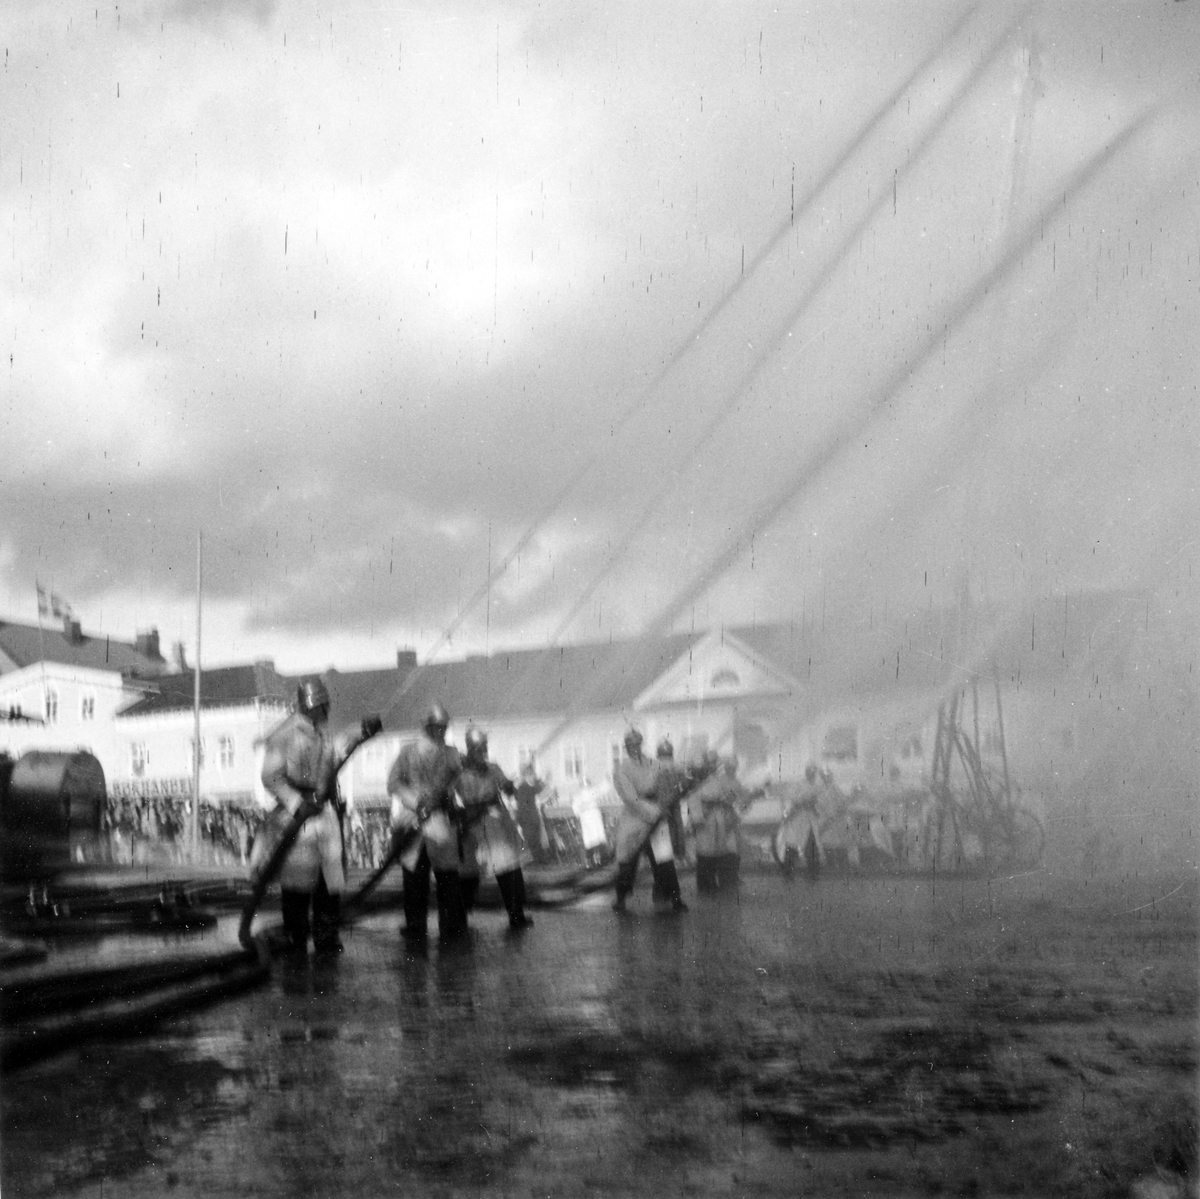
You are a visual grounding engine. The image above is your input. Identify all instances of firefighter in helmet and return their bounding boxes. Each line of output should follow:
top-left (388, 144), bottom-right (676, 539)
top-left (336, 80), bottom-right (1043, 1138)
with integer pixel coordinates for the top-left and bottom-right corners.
top-left (689, 753), bottom-right (749, 893)
top-left (257, 677), bottom-right (382, 954)
top-left (456, 726), bottom-right (533, 930)
top-left (386, 702), bottom-right (466, 945)
top-left (612, 727), bottom-right (687, 913)
top-left (773, 762), bottom-right (823, 879)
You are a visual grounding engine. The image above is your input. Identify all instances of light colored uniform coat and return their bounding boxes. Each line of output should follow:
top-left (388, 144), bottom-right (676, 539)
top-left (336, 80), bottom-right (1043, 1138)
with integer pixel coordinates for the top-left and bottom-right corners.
top-left (457, 761), bottom-right (523, 878)
top-left (613, 754), bottom-right (673, 864)
top-left (773, 782), bottom-right (824, 865)
top-left (387, 735), bottom-right (463, 873)
top-left (689, 773), bottom-right (746, 858)
top-left (255, 713), bottom-right (366, 893)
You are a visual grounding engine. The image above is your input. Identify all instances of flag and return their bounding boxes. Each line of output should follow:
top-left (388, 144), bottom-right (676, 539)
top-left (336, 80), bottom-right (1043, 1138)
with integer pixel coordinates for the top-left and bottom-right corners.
top-left (35, 582), bottom-right (49, 617)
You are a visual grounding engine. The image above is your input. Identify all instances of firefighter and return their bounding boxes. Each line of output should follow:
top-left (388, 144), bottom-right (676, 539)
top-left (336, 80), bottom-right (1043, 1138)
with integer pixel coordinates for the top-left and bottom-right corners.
top-left (386, 703), bottom-right (466, 946)
top-left (612, 728), bottom-right (687, 913)
top-left (655, 737), bottom-right (689, 863)
top-left (456, 726), bottom-right (533, 931)
top-left (690, 754), bottom-right (747, 893)
top-left (256, 677), bottom-right (381, 955)
top-left (773, 762), bottom-right (824, 879)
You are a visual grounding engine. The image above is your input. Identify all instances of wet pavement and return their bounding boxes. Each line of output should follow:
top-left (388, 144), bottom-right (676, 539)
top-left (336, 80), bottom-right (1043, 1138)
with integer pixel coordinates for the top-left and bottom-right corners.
top-left (2, 869), bottom-right (1196, 1198)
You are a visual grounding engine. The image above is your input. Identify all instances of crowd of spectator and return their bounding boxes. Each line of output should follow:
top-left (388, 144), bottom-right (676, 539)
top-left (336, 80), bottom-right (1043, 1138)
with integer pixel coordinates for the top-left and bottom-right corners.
top-left (89, 783), bottom-right (601, 873)
top-left (98, 792), bottom-right (267, 868)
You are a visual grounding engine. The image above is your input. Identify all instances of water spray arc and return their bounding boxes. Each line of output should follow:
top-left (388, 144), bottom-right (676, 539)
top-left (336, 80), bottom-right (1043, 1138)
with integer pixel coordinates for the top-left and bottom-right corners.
top-left (377, 5), bottom-right (985, 723)
top-left (532, 109), bottom-right (1156, 758)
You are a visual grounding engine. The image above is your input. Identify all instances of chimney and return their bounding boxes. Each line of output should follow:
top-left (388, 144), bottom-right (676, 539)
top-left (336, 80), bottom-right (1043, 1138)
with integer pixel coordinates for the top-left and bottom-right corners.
top-left (172, 641), bottom-right (188, 672)
top-left (396, 648), bottom-right (417, 674)
top-left (253, 658), bottom-right (278, 696)
top-left (134, 628), bottom-right (162, 661)
top-left (63, 616), bottom-right (84, 644)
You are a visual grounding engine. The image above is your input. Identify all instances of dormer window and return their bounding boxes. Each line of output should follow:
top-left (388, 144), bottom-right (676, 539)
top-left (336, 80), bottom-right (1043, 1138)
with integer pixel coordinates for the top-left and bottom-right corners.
top-left (710, 668), bottom-right (740, 689)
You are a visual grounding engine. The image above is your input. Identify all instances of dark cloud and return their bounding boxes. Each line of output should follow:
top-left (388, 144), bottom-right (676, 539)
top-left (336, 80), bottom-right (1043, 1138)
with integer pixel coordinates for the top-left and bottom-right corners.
top-left (1, 1), bottom-right (1196, 668)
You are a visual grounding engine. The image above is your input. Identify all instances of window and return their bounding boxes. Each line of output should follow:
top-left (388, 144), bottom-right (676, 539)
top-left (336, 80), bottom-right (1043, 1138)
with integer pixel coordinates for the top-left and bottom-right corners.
top-left (189, 738), bottom-right (207, 769)
top-left (899, 734), bottom-right (923, 760)
top-left (80, 692), bottom-right (95, 721)
top-left (131, 742), bottom-right (148, 776)
top-left (44, 688), bottom-right (58, 724)
top-left (563, 743), bottom-right (585, 782)
top-left (821, 725), bottom-right (858, 763)
top-left (710, 668), bottom-right (740, 689)
top-left (218, 735), bottom-right (235, 770)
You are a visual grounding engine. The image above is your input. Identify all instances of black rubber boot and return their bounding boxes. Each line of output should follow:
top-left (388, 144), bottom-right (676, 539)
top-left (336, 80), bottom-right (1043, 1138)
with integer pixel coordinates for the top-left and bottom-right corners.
top-left (459, 874), bottom-right (481, 915)
top-left (497, 869), bottom-right (533, 929)
top-left (434, 870), bottom-right (469, 945)
top-left (781, 846), bottom-right (799, 880)
top-left (312, 877), bottom-right (343, 956)
top-left (722, 853), bottom-right (741, 892)
top-left (695, 856), bottom-right (717, 893)
top-left (401, 858), bottom-right (430, 944)
top-left (280, 889), bottom-right (311, 953)
top-left (653, 860), bottom-right (687, 912)
top-left (804, 830), bottom-right (821, 878)
top-left (612, 858), bottom-right (638, 912)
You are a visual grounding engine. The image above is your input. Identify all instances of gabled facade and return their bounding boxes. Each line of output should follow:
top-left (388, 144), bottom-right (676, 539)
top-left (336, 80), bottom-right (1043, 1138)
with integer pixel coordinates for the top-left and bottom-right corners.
top-left (0, 662), bottom-right (149, 764)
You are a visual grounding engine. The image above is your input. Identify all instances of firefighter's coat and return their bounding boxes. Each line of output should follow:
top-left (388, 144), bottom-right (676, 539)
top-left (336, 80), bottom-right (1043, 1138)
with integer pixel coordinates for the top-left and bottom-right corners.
top-left (255, 712), bottom-right (366, 893)
top-left (613, 754), bottom-right (673, 864)
top-left (386, 734), bottom-right (463, 873)
top-left (456, 760), bottom-right (523, 877)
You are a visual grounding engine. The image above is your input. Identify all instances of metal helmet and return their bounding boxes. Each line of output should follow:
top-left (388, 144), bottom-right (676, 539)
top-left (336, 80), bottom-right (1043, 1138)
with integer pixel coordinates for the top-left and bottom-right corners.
top-left (464, 725), bottom-right (488, 761)
top-left (424, 702), bottom-right (450, 734)
top-left (296, 677), bottom-right (330, 718)
top-left (623, 727), bottom-right (643, 754)
top-left (656, 737), bottom-right (674, 760)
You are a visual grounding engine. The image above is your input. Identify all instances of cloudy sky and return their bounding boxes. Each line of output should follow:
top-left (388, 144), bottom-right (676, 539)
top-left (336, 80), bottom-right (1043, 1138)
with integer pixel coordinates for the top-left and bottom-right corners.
top-left (1, 0), bottom-right (1196, 672)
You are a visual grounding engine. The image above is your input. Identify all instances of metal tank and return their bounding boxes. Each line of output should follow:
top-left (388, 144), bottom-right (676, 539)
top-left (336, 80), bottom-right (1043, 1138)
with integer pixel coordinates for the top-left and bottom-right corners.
top-left (0, 750), bottom-right (106, 883)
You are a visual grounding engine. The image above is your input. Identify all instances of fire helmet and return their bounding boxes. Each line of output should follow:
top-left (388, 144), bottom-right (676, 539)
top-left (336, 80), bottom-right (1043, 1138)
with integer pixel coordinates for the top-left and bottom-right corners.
top-left (296, 677), bottom-right (330, 718)
top-left (656, 737), bottom-right (674, 760)
top-left (624, 727), bottom-right (644, 754)
top-left (464, 725), bottom-right (488, 760)
top-left (424, 702), bottom-right (450, 734)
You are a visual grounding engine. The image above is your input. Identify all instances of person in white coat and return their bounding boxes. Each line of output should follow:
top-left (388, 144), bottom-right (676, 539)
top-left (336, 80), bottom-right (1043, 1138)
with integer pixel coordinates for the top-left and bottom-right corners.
top-left (256, 677), bottom-right (380, 954)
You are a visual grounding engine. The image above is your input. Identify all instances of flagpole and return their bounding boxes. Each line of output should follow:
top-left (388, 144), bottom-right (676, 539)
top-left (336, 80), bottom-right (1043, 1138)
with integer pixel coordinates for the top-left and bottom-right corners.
top-left (35, 581), bottom-right (48, 721)
top-left (191, 533), bottom-right (202, 860)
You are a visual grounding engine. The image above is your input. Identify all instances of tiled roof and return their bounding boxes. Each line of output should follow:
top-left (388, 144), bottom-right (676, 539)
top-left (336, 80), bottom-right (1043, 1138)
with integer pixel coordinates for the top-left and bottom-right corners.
top-left (316, 635), bottom-right (700, 733)
top-left (0, 620), bottom-right (167, 676)
top-left (112, 589), bottom-right (1174, 733)
top-left (116, 663), bottom-right (291, 717)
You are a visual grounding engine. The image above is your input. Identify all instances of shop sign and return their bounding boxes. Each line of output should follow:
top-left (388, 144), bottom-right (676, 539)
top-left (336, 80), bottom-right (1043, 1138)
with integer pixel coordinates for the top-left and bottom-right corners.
top-left (109, 776), bottom-right (193, 800)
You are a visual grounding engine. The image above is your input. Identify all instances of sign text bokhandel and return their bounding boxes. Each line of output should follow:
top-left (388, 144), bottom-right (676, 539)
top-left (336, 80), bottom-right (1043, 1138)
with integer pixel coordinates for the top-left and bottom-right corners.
top-left (109, 776), bottom-right (193, 800)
